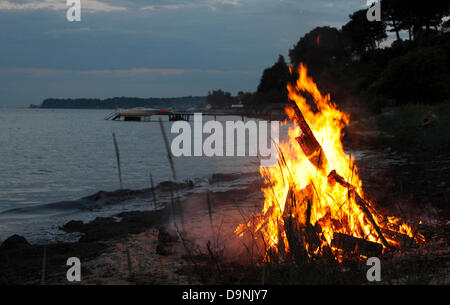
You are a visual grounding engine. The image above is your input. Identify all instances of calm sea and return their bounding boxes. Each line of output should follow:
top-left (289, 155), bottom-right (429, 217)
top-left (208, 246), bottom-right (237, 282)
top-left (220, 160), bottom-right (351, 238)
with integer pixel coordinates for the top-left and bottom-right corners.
top-left (0, 108), bottom-right (263, 242)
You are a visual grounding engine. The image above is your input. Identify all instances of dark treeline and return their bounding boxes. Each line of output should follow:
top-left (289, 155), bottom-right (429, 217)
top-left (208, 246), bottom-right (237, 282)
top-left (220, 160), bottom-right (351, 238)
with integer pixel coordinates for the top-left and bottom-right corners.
top-left (37, 96), bottom-right (207, 110)
top-left (208, 0), bottom-right (450, 112)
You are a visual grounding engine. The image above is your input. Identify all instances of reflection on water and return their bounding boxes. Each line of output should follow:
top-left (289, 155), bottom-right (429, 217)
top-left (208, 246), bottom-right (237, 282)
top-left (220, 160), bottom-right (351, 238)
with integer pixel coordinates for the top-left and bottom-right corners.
top-left (0, 108), bottom-right (274, 241)
top-left (0, 109), bottom-right (401, 243)
top-left (0, 109), bottom-right (264, 212)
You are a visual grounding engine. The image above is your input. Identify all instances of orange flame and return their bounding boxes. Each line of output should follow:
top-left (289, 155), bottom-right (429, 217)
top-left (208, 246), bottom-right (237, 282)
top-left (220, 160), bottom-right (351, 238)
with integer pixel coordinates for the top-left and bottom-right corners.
top-left (235, 63), bottom-right (424, 260)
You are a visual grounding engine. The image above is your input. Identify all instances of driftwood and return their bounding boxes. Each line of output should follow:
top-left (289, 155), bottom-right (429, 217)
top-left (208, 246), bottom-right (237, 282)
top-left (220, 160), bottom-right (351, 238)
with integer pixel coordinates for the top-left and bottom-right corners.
top-left (331, 232), bottom-right (383, 257)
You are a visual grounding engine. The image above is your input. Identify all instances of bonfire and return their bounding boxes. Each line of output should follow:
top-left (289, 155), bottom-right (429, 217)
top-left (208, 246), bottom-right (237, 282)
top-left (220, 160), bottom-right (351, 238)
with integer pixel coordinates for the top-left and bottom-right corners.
top-left (235, 63), bottom-right (425, 262)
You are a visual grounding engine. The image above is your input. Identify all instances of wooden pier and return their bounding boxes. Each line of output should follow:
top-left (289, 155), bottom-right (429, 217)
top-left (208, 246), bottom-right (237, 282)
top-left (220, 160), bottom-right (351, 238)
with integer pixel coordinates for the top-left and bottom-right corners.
top-left (104, 107), bottom-right (286, 122)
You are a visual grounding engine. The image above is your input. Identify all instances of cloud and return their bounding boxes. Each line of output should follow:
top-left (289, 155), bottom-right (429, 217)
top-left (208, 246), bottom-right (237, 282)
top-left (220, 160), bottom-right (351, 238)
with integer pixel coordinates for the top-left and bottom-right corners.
top-left (140, 4), bottom-right (187, 11)
top-left (0, 67), bottom-right (183, 76)
top-left (0, 0), bottom-right (127, 12)
top-left (81, 67), bottom-right (186, 76)
top-left (138, 0), bottom-right (242, 11)
top-left (0, 67), bottom-right (254, 76)
top-left (0, 0), bottom-right (365, 106)
top-left (0, 0), bottom-right (243, 12)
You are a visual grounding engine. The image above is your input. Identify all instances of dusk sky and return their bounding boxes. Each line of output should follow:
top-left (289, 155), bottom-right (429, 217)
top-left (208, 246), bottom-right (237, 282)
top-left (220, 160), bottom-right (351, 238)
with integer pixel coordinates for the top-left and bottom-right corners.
top-left (0, 0), bottom-right (366, 107)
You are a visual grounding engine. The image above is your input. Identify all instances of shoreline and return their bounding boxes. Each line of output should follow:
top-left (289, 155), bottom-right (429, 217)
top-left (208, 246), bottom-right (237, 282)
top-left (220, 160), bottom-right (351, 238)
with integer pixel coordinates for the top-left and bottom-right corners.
top-left (1, 165), bottom-right (447, 284)
top-left (0, 172), bottom-right (265, 284)
top-left (0, 170), bottom-right (261, 244)
top-left (1, 130), bottom-right (449, 284)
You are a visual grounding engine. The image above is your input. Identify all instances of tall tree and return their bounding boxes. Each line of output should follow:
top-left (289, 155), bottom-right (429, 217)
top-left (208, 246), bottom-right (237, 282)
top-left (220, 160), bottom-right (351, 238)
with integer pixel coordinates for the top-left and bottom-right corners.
top-left (289, 26), bottom-right (346, 72)
top-left (382, 0), bottom-right (450, 43)
top-left (253, 55), bottom-right (290, 105)
top-left (257, 55), bottom-right (290, 93)
top-left (381, 0), bottom-right (408, 41)
top-left (206, 90), bottom-right (234, 109)
top-left (407, 0), bottom-right (450, 43)
top-left (342, 9), bottom-right (387, 53)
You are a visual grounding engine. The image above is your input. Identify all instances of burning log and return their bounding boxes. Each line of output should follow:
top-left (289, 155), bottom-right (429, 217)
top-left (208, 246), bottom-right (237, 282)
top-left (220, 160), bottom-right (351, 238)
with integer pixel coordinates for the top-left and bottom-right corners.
top-left (283, 214), bottom-right (308, 260)
top-left (282, 184), bottom-right (313, 219)
top-left (282, 188), bottom-right (308, 259)
top-left (282, 216), bottom-right (322, 259)
top-left (327, 170), bottom-right (391, 248)
top-left (289, 98), bottom-right (391, 249)
top-left (331, 232), bottom-right (383, 257)
top-left (288, 99), bottom-right (328, 171)
top-left (282, 185), bottom-right (322, 257)
top-left (234, 64), bottom-right (423, 262)
top-left (303, 195), bottom-right (322, 253)
top-left (289, 97), bottom-right (391, 249)
top-left (380, 228), bottom-right (415, 248)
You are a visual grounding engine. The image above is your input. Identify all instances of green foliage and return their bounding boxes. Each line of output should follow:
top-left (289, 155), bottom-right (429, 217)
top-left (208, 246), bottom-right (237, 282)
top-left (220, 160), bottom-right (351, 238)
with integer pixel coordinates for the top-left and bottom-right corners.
top-left (342, 9), bottom-right (387, 53)
top-left (289, 26), bottom-right (347, 73)
top-left (112, 132), bottom-right (123, 189)
top-left (381, 0), bottom-right (450, 43)
top-left (239, 56), bottom-right (290, 109)
top-left (220, 1), bottom-right (450, 110)
top-left (206, 90), bottom-right (235, 109)
top-left (243, 91), bottom-right (286, 110)
top-left (370, 46), bottom-right (450, 104)
top-left (375, 101), bottom-right (450, 153)
top-left (40, 96), bottom-right (207, 109)
top-left (126, 246), bottom-right (134, 279)
top-left (257, 55), bottom-right (290, 94)
top-left (381, 0), bottom-right (411, 40)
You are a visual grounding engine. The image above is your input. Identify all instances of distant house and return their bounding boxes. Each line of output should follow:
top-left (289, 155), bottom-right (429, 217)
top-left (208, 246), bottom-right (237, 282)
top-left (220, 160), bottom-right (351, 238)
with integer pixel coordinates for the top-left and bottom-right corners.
top-left (231, 104), bottom-right (244, 108)
top-left (351, 52), bottom-right (361, 62)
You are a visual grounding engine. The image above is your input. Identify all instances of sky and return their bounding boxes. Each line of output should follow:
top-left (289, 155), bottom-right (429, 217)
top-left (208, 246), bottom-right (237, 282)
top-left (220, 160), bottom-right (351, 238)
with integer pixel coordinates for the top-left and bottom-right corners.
top-left (0, 0), bottom-right (366, 107)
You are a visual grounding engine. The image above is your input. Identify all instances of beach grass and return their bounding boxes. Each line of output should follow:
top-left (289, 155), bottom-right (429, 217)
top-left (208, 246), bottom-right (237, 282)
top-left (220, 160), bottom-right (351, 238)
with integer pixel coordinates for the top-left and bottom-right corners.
top-left (112, 132), bottom-right (123, 189)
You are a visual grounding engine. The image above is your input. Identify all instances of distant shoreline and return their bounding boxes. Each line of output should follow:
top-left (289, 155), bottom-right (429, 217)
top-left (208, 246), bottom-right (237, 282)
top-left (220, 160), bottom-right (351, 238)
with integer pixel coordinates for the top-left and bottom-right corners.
top-left (29, 96), bottom-right (207, 110)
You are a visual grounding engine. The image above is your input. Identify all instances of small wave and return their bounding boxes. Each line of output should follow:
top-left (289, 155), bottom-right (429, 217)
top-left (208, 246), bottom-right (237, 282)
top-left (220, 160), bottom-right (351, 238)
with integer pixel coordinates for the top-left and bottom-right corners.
top-left (0, 179), bottom-right (195, 217)
top-left (209, 172), bottom-right (259, 184)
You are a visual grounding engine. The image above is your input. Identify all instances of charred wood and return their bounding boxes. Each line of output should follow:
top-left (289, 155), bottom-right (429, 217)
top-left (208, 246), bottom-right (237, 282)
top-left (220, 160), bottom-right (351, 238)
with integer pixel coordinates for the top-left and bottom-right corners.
top-left (327, 170), bottom-right (391, 248)
top-left (288, 99), bottom-right (328, 171)
top-left (380, 228), bottom-right (415, 248)
top-left (331, 232), bottom-right (383, 257)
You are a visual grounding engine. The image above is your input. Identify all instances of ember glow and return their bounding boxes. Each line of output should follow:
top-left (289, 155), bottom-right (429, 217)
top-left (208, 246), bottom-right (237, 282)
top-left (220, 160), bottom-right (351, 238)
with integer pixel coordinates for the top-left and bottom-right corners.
top-left (235, 63), bottom-right (424, 260)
